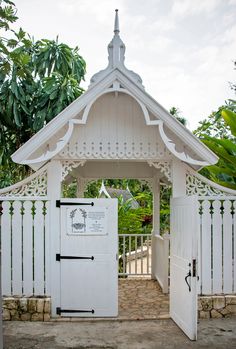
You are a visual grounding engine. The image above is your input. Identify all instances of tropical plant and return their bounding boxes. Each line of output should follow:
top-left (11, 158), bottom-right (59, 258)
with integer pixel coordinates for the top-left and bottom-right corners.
top-left (196, 108), bottom-right (236, 190)
top-left (169, 106), bottom-right (187, 126)
top-left (0, 0), bottom-right (86, 187)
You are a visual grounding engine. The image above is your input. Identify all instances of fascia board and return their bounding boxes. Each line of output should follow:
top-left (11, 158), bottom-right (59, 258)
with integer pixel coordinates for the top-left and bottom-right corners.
top-left (11, 70), bottom-right (118, 163)
top-left (114, 69), bottom-right (218, 165)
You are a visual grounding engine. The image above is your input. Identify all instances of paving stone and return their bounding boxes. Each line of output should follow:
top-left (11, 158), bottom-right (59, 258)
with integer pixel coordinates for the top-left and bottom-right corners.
top-left (118, 278), bottom-right (169, 320)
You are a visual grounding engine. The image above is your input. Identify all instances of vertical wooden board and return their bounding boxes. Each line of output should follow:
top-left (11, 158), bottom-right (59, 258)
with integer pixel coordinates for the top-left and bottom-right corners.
top-left (222, 200), bottom-right (233, 293)
top-left (197, 201), bottom-right (202, 294)
top-left (44, 201), bottom-right (51, 295)
top-left (201, 200), bottom-right (212, 294)
top-left (12, 201), bottom-right (23, 295)
top-left (22, 201), bottom-right (33, 296)
top-left (234, 201), bottom-right (236, 293)
top-left (34, 201), bottom-right (45, 295)
top-left (1, 201), bottom-right (12, 295)
top-left (212, 200), bottom-right (223, 294)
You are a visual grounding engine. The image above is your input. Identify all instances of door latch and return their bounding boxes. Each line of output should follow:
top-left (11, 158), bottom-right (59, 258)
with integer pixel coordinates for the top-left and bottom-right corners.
top-left (185, 263), bottom-right (191, 292)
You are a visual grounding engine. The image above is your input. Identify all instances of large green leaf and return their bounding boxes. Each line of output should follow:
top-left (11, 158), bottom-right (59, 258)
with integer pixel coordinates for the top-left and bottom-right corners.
top-left (221, 109), bottom-right (236, 137)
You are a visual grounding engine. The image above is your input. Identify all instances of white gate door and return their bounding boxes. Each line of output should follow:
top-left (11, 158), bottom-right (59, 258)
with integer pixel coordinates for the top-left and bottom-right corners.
top-left (57, 198), bottom-right (118, 317)
top-left (170, 196), bottom-right (199, 340)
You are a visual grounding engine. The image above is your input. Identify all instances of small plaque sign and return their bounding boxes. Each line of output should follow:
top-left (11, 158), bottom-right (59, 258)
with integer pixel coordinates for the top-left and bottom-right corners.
top-left (66, 206), bottom-right (107, 235)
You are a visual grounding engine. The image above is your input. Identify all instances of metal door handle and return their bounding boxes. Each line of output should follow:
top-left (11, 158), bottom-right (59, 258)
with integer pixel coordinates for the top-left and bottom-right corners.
top-left (185, 271), bottom-right (191, 292)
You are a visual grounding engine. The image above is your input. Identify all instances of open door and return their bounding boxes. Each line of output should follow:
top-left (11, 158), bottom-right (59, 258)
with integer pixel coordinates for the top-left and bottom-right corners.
top-left (170, 196), bottom-right (199, 340)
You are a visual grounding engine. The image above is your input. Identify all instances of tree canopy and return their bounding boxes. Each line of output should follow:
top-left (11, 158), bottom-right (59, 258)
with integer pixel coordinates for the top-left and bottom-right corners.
top-left (0, 0), bottom-right (86, 186)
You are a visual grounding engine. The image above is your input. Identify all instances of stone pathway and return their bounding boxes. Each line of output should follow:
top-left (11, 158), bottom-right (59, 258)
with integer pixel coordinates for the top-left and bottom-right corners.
top-left (50, 278), bottom-right (169, 322)
top-left (118, 278), bottom-right (169, 320)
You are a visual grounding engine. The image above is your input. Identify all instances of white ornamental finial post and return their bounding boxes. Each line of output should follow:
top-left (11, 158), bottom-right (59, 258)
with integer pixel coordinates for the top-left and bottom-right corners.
top-left (114, 9), bottom-right (120, 34)
top-left (89, 9), bottom-right (144, 88)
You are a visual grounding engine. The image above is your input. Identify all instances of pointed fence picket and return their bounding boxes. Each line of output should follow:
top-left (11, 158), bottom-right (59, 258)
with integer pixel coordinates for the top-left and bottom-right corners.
top-left (0, 198), bottom-right (50, 296)
top-left (1, 196), bottom-right (236, 297)
top-left (199, 197), bottom-right (236, 295)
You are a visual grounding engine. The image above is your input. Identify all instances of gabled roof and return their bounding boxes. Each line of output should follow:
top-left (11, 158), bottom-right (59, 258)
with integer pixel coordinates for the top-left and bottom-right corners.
top-left (11, 10), bottom-right (218, 169)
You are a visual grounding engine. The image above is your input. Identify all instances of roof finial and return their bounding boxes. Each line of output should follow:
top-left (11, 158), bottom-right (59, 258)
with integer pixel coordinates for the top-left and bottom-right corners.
top-left (114, 9), bottom-right (119, 34)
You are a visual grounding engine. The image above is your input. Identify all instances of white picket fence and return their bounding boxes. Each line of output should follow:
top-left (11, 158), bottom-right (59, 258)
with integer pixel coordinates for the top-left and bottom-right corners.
top-left (1, 196), bottom-right (236, 297)
top-left (0, 199), bottom-right (50, 296)
top-left (198, 197), bottom-right (236, 295)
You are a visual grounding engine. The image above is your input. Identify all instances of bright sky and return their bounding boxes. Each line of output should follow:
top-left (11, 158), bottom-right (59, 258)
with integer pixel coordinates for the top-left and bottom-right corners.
top-left (13, 0), bottom-right (236, 130)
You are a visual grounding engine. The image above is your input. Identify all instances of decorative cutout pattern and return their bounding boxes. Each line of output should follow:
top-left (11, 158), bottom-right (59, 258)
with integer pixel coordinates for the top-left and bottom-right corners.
top-left (148, 161), bottom-right (171, 182)
top-left (59, 141), bottom-right (170, 160)
top-left (139, 179), bottom-right (154, 191)
top-left (61, 160), bottom-right (86, 181)
top-left (0, 171), bottom-right (47, 197)
top-left (186, 172), bottom-right (234, 196)
top-left (158, 122), bottom-right (209, 166)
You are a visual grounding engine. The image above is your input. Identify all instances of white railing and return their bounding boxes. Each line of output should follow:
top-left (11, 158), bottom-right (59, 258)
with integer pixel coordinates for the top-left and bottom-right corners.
top-left (118, 234), bottom-right (152, 276)
top-left (152, 234), bottom-right (170, 293)
top-left (198, 197), bottom-right (236, 295)
top-left (0, 199), bottom-right (50, 297)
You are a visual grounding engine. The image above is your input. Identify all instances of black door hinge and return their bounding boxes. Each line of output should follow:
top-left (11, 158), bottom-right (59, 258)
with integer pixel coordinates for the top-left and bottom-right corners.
top-left (56, 253), bottom-right (94, 261)
top-left (56, 307), bottom-right (94, 315)
top-left (56, 200), bottom-right (94, 208)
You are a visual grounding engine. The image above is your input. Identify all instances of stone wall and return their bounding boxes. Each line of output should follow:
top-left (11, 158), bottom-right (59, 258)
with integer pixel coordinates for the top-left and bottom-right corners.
top-left (3, 297), bottom-right (51, 321)
top-left (199, 295), bottom-right (236, 319)
top-left (2, 295), bottom-right (236, 321)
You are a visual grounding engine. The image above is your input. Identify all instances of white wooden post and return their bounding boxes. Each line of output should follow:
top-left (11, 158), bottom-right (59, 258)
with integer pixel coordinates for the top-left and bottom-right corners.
top-left (172, 159), bottom-right (186, 197)
top-left (151, 175), bottom-right (160, 279)
top-left (0, 247), bottom-right (3, 349)
top-left (47, 160), bottom-right (62, 317)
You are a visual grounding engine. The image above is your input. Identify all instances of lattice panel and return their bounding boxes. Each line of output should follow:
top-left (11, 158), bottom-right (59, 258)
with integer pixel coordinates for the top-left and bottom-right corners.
top-left (186, 173), bottom-right (232, 196)
top-left (61, 160), bottom-right (86, 181)
top-left (59, 141), bottom-right (170, 160)
top-left (148, 161), bottom-right (171, 182)
top-left (0, 171), bottom-right (47, 197)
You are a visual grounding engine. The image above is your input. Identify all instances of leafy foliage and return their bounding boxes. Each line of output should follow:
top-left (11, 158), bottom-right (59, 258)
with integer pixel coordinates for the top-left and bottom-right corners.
top-left (194, 100), bottom-right (236, 139)
top-left (196, 107), bottom-right (236, 189)
top-left (0, 0), bottom-right (86, 188)
top-left (169, 106), bottom-right (187, 126)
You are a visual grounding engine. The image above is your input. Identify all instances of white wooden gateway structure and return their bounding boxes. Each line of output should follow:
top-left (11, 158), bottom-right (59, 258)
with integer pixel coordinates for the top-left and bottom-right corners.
top-left (1, 10), bottom-right (236, 340)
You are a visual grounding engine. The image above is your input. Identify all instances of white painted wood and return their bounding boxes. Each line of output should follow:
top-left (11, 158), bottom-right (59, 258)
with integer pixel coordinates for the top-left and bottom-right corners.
top-left (75, 161), bottom-right (157, 179)
top-left (11, 68), bottom-right (218, 168)
top-left (200, 200), bottom-right (212, 294)
top-left (151, 176), bottom-right (160, 279)
top-left (0, 244), bottom-right (3, 348)
top-left (12, 201), bottom-right (23, 295)
top-left (212, 200), bottom-right (223, 294)
top-left (59, 198), bottom-right (118, 317)
top-left (62, 92), bottom-right (166, 161)
top-left (234, 201), bottom-right (236, 293)
top-left (44, 201), bottom-right (51, 295)
top-left (47, 160), bottom-right (62, 316)
top-left (152, 234), bottom-right (170, 293)
top-left (22, 201), bottom-right (33, 295)
top-left (34, 201), bottom-right (45, 295)
top-left (1, 201), bottom-right (12, 295)
top-left (222, 200), bottom-right (233, 293)
top-left (172, 160), bottom-right (186, 197)
top-left (170, 196), bottom-right (198, 341)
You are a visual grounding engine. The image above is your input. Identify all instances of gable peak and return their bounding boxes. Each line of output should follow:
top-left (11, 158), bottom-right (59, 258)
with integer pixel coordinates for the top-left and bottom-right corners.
top-left (90, 9), bottom-right (144, 89)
